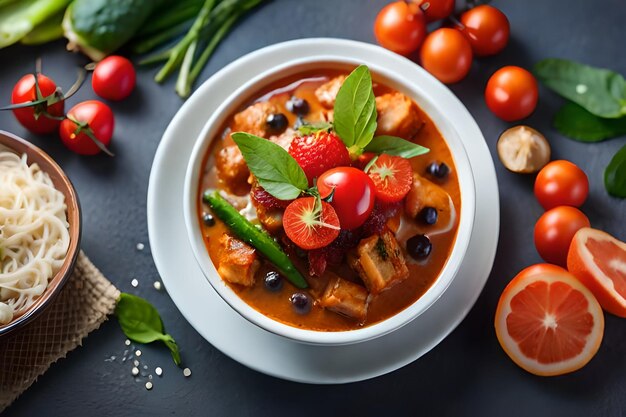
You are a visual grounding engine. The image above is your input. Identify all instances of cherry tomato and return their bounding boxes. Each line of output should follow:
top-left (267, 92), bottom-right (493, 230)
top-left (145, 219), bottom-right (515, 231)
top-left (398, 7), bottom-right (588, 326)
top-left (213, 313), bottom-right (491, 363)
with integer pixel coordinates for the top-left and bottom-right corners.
top-left (374, 1), bottom-right (426, 56)
top-left (534, 160), bottom-right (589, 210)
top-left (460, 5), bottom-right (510, 56)
top-left (59, 100), bottom-right (115, 155)
top-left (283, 197), bottom-right (340, 250)
top-left (534, 206), bottom-right (590, 267)
top-left (317, 167), bottom-right (376, 230)
top-left (485, 66), bottom-right (538, 121)
top-left (92, 56), bottom-right (136, 101)
top-left (367, 154), bottom-right (413, 203)
top-left (420, 28), bottom-right (473, 84)
top-left (416, 0), bottom-right (455, 22)
top-left (11, 74), bottom-right (64, 134)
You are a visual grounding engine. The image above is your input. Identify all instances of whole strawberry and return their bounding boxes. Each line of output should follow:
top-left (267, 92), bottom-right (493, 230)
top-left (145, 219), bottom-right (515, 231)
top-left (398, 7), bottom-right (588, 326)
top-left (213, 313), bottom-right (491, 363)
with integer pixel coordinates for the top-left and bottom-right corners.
top-left (288, 131), bottom-right (351, 185)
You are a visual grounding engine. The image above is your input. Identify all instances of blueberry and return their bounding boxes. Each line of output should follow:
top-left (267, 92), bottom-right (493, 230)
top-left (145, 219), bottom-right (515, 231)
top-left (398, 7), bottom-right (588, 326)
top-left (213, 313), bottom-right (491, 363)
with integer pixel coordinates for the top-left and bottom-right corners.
top-left (264, 271), bottom-right (283, 292)
top-left (202, 212), bottom-right (215, 227)
top-left (418, 207), bottom-right (438, 225)
top-left (286, 97), bottom-right (310, 116)
top-left (406, 234), bottom-right (432, 260)
top-left (289, 292), bottom-right (311, 314)
top-left (266, 113), bottom-right (288, 132)
top-left (426, 162), bottom-right (450, 179)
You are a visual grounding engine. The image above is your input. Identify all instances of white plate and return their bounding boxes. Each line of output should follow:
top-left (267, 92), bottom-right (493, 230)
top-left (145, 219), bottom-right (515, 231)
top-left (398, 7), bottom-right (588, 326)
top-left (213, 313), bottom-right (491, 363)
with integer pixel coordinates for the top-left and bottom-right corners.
top-left (147, 38), bottom-right (499, 384)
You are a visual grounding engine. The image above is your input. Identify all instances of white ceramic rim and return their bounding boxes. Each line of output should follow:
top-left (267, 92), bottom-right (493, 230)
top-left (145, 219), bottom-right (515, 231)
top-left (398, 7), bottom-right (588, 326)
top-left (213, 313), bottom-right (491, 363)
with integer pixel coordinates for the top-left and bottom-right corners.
top-left (183, 50), bottom-right (476, 345)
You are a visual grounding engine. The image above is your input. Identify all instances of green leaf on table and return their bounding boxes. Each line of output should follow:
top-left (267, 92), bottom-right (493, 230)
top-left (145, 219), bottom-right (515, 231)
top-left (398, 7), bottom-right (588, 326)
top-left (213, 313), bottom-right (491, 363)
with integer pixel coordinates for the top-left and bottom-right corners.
top-left (364, 135), bottom-right (430, 158)
top-left (604, 144), bottom-right (626, 198)
top-left (115, 293), bottom-right (182, 366)
top-left (333, 65), bottom-right (378, 150)
top-left (554, 101), bottom-right (626, 142)
top-left (232, 132), bottom-right (307, 200)
top-left (534, 58), bottom-right (626, 118)
top-left (297, 120), bottom-right (333, 135)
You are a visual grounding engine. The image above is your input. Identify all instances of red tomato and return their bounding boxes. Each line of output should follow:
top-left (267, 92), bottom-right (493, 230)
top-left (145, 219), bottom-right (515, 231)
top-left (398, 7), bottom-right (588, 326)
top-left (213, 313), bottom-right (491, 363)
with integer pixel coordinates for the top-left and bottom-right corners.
top-left (317, 167), bottom-right (376, 230)
top-left (59, 101), bottom-right (115, 155)
top-left (534, 206), bottom-right (590, 267)
top-left (283, 197), bottom-right (340, 250)
top-left (485, 66), bottom-right (538, 121)
top-left (534, 160), bottom-right (589, 210)
top-left (11, 74), bottom-right (64, 134)
top-left (92, 56), bottom-right (136, 101)
top-left (366, 154), bottom-right (413, 203)
top-left (460, 5), bottom-right (510, 56)
top-left (417, 0), bottom-right (454, 22)
top-left (374, 1), bottom-right (426, 56)
top-left (420, 28), bottom-right (473, 84)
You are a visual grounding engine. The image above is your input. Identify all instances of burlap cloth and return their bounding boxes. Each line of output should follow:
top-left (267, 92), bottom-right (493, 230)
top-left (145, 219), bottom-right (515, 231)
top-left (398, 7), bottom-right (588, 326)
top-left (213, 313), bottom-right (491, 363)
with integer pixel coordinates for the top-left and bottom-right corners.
top-left (0, 251), bottom-right (120, 412)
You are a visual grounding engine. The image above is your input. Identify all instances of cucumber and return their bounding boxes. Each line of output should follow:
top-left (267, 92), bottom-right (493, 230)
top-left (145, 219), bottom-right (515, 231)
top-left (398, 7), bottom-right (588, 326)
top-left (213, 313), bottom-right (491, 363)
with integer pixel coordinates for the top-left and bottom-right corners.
top-left (204, 191), bottom-right (308, 289)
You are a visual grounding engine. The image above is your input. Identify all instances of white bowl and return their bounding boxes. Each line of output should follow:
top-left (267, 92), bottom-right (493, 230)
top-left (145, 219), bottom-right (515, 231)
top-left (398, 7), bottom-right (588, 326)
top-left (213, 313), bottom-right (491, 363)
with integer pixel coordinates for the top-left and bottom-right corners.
top-left (183, 42), bottom-right (476, 346)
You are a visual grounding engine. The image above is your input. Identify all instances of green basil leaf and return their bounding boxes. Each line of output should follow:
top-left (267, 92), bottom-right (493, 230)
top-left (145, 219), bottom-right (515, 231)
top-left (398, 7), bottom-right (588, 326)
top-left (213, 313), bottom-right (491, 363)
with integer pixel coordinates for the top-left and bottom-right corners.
top-left (554, 102), bottom-right (626, 142)
top-left (365, 135), bottom-right (430, 158)
top-left (232, 132), bottom-right (307, 200)
top-left (605, 144), bottom-right (626, 198)
top-left (162, 334), bottom-right (182, 366)
top-left (297, 121), bottom-right (332, 135)
top-left (333, 65), bottom-right (377, 149)
top-left (534, 59), bottom-right (626, 118)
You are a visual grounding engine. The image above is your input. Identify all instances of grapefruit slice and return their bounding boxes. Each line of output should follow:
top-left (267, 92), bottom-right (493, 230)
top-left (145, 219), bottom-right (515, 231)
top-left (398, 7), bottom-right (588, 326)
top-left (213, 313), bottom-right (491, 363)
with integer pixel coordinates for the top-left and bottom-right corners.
top-left (568, 227), bottom-right (626, 318)
top-left (495, 264), bottom-right (604, 376)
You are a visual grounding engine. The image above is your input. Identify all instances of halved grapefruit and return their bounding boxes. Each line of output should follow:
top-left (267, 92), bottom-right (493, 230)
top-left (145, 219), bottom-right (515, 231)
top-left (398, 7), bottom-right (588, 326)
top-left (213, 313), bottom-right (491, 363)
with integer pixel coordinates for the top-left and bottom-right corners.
top-left (568, 227), bottom-right (626, 318)
top-left (495, 264), bottom-right (604, 376)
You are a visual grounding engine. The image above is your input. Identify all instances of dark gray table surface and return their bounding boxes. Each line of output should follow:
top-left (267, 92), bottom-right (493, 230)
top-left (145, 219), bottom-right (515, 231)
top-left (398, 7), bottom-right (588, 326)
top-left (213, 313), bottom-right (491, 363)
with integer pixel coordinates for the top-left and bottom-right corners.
top-left (1, 0), bottom-right (625, 416)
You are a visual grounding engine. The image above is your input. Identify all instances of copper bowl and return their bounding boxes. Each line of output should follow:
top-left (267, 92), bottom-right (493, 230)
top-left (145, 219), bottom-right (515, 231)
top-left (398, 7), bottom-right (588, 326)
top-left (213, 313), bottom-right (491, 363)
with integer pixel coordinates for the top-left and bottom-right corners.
top-left (0, 130), bottom-right (81, 336)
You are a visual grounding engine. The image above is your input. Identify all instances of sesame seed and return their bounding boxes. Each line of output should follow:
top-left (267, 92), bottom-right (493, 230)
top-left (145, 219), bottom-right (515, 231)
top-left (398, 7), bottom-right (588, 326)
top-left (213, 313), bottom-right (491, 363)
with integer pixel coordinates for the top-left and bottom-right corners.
top-left (149, 374), bottom-right (153, 380)
top-left (136, 243), bottom-right (145, 251)
top-left (132, 367), bottom-right (139, 376)
top-left (155, 367), bottom-right (163, 376)
top-left (145, 381), bottom-right (153, 390)
top-left (143, 365), bottom-right (148, 370)
top-left (125, 339), bottom-right (131, 346)
top-left (135, 350), bottom-right (142, 357)
top-left (153, 281), bottom-right (162, 291)
top-left (133, 360), bottom-right (139, 366)
top-left (183, 368), bottom-right (191, 377)
top-left (131, 278), bottom-right (139, 288)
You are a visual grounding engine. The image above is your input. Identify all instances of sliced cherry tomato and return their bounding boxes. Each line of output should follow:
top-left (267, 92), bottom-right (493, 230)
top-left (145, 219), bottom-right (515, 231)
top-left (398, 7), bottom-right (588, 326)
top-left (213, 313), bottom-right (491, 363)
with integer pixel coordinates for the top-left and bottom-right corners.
top-left (92, 56), bottom-right (136, 101)
top-left (317, 167), bottom-right (376, 230)
top-left (485, 66), bottom-right (538, 121)
top-left (534, 160), bottom-right (589, 210)
top-left (11, 73), bottom-right (64, 134)
top-left (283, 197), bottom-right (340, 250)
top-left (416, 0), bottom-right (454, 22)
top-left (420, 28), bottom-right (473, 84)
top-left (59, 100), bottom-right (115, 156)
top-left (534, 206), bottom-right (590, 267)
top-left (366, 154), bottom-right (413, 203)
top-left (460, 5), bottom-right (510, 56)
top-left (374, 1), bottom-right (426, 56)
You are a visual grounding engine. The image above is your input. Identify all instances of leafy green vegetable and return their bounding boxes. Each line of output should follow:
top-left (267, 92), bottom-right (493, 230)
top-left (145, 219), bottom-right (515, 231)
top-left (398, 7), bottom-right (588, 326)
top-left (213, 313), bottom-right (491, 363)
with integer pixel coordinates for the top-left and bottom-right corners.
top-left (115, 293), bottom-right (181, 366)
top-left (333, 65), bottom-right (378, 153)
top-left (364, 135), bottom-right (429, 158)
top-left (554, 102), bottom-right (626, 142)
top-left (232, 132), bottom-right (307, 200)
top-left (20, 8), bottom-right (64, 45)
top-left (0, 0), bottom-right (69, 48)
top-left (203, 191), bottom-right (308, 288)
top-left (297, 121), bottom-right (333, 135)
top-left (604, 144), bottom-right (626, 198)
top-left (534, 59), bottom-right (626, 118)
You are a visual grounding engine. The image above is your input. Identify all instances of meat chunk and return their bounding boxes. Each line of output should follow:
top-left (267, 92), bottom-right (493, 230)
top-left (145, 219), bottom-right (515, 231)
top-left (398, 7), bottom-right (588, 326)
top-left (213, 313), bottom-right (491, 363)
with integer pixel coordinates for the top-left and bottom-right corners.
top-left (232, 102), bottom-right (279, 138)
top-left (254, 204), bottom-right (283, 235)
top-left (215, 145), bottom-right (250, 195)
top-left (405, 174), bottom-right (453, 229)
top-left (269, 128), bottom-right (297, 150)
top-left (375, 92), bottom-right (423, 139)
top-left (348, 228), bottom-right (409, 294)
top-left (217, 234), bottom-right (260, 287)
top-left (320, 274), bottom-right (370, 322)
top-left (315, 75), bottom-right (346, 108)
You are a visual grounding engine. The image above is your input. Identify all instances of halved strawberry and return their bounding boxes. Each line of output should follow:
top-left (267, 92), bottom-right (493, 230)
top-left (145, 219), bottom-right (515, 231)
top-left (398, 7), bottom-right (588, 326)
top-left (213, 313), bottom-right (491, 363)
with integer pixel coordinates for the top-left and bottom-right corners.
top-left (366, 154), bottom-right (413, 203)
top-left (288, 131), bottom-right (351, 185)
top-left (283, 197), bottom-right (340, 250)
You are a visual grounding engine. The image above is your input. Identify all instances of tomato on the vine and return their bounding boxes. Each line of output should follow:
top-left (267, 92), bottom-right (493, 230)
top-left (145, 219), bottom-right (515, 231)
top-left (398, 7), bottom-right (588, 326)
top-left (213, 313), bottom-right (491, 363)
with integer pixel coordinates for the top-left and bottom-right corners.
top-left (485, 66), bottom-right (538, 121)
top-left (317, 167), bottom-right (376, 230)
top-left (11, 74), bottom-right (64, 134)
top-left (534, 206), bottom-right (590, 267)
top-left (534, 160), bottom-right (589, 210)
top-left (59, 100), bottom-right (115, 156)
top-left (420, 28), bottom-right (473, 84)
top-left (92, 56), bottom-right (136, 101)
top-left (460, 5), bottom-right (510, 56)
top-left (366, 154), bottom-right (413, 203)
top-left (374, 1), bottom-right (426, 56)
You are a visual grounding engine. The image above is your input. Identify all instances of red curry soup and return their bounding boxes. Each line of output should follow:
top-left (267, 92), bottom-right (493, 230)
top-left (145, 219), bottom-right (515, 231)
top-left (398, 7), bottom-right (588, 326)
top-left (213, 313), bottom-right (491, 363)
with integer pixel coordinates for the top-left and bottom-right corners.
top-left (197, 68), bottom-right (460, 332)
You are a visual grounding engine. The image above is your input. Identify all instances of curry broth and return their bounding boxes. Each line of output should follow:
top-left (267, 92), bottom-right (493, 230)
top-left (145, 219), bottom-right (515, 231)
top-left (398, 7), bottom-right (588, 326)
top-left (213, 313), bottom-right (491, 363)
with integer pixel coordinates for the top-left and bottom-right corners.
top-left (197, 70), bottom-right (461, 331)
